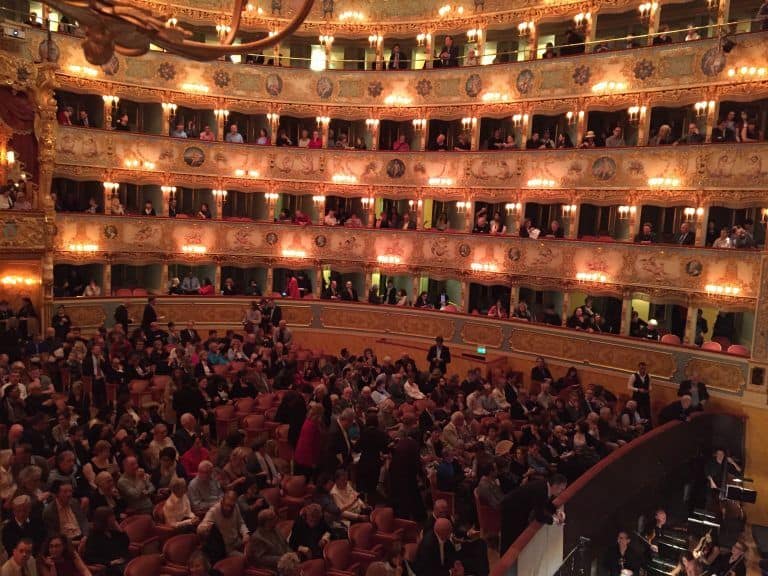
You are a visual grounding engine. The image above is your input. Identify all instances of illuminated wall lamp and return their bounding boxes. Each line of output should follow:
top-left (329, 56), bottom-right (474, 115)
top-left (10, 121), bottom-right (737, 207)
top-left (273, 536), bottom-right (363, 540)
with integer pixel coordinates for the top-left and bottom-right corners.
top-left (428, 177), bottom-right (454, 186)
top-left (638, 1), bottom-right (658, 21)
top-left (648, 177), bottom-right (680, 187)
top-left (235, 169), bottom-right (259, 177)
top-left (408, 199), bottom-right (423, 210)
top-left (165, 17), bottom-right (178, 28)
top-left (3, 150), bottom-right (14, 166)
top-left (181, 83), bottom-right (209, 93)
top-left (319, 35), bottom-right (335, 47)
top-left (102, 95), bottom-right (120, 107)
top-left (377, 255), bottom-right (401, 265)
top-left (416, 33), bottom-right (432, 47)
top-left (161, 102), bottom-right (177, 113)
top-left (618, 205), bottom-right (637, 219)
top-left (216, 22), bottom-right (232, 37)
top-left (461, 117), bottom-right (477, 130)
top-left (456, 201), bottom-right (471, 214)
top-left (339, 10), bottom-right (364, 20)
top-left (761, 208), bottom-right (768, 224)
top-left (214, 109), bottom-right (229, 120)
top-left (316, 116), bottom-right (330, 127)
top-left (518, 21), bottom-right (535, 37)
top-left (505, 202), bottom-right (522, 215)
top-left (384, 95), bottom-right (413, 106)
top-left (332, 174), bottom-right (358, 184)
top-left (282, 249), bottom-right (307, 259)
top-left (727, 66), bottom-right (766, 78)
top-left (628, 105), bottom-right (647, 123)
top-left (361, 196), bottom-right (375, 210)
top-left (103, 181), bottom-right (120, 196)
top-left (562, 204), bottom-right (578, 217)
top-left (527, 178), bottom-right (556, 188)
top-left (181, 244), bottom-right (207, 254)
top-left (705, 284), bottom-right (741, 296)
top-left (212, 189), bottom-right (228, 201)
top-left (683, 206), bottom-right (705, 221)
top-left (694, 100), bottom-right (715, 117)
top-left (69, 65), bottom-right (98, 77)
top-left (365, 118), bottom-right (380, 131)
top-left (482, 92), bottom-right (509, 102)
top-left (312, 195), bottom-right (326, 207)
top-left (412, 118), bottom-right (427, 131)
top-left (574, 11), bottom-right (591, 29)
top-left (512, 113), bottom-right (529, 128)
top-left (566, 110), bottom-right (584, 125)
top-left (264, 192), bottom-right (279, 205)
top-left (466, 28), bottom-right (482, 42)
top-left (368, 34), bottom-right (383, 47)
top-left (266, 113), bottom-right (280, 123)
top-left (470, 262), bottom-right (498, 272)
top-left (68, 243), bottom-right (99, 252)
top-left (576, 272), bottom-right (607, 283)
top-left (592, 81), bottom-right (626, 93)
top-left (0, 275), bottom-right (39, 286)
top-left (161, 185), bottom-right (177, 198)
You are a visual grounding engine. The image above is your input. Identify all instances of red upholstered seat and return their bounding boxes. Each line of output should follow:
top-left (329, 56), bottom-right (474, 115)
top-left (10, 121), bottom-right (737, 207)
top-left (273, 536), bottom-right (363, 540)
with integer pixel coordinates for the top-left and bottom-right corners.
top-left (162, 533), bottom-right (201, 575)
top-left (124, 553), bottom-right (164, 576)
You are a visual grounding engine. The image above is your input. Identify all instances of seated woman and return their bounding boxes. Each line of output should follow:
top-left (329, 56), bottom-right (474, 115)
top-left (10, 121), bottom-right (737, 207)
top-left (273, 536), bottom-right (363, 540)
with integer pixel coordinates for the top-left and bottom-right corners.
top-left (329, 469), bottom-right (368, 524)
top-left (289, 503), bottom-right (333, 560)
top-left (38, 534), bottom-right (92, 576)
top-left (163, 477), bottom-right (199, 531)
top-left (83, 507), bottom-right (130, 575)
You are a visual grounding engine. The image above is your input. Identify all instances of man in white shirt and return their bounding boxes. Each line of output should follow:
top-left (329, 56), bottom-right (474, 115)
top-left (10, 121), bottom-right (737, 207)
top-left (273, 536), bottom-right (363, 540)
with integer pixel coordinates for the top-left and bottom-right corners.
top-left (198, 490), bottom-right (250, 557)
top-left (225, 124), bottom-right (244, 143)
top-left (1, 538), bottom-right (37, 576)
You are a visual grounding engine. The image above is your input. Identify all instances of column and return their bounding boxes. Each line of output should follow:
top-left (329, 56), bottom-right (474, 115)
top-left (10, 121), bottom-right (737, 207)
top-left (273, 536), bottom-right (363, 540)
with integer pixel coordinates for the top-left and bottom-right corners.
top-left (509, 285), bottom-right (520, 310)
top-left (375, 37), bottom-right (384, 71)
top-left (363, 267), bottom-right (373, 300)
top-left (418, 120), bottom-right (428, 152)
top-left (527, 26), bottom-right (539, 61)
top-left (103, 263), bottom-right (112, 296)
top-left (476, 27), bottom-right (486, 62)
top-left (314, 268), bottom-right (323, 298)
top-left (424, 34), bottom-right (434, 69)
top-left (507, 205), bottom-right (523, 236)
top-left (575, 110), bottom-right (588, 146)
top-left (465, 198), bottom-right (475, 233)
top-left (315, 197), bottom-right (326, 225)
top-left (716, 0), bottom-right (730, 26)
top-left (268, 114), bottom-right (280, 146)
top-left (160, 264), bottom-right (169, 295)
top-left (704, 100), bottom-right (719, 143)
top-left (161, 105), bottom-right (173, 136)
top-left (266, 266), bottom-right (275, 295)
top-left (694, 204), bottom-right (708, 247)
top-left (272, 42), bottom-right (281, 66)
top-left (628, 203), bottom-right (642, 241)
top-left (216, 111), bottom-right (227, 142)
top-left (214, 265), bottom-right (222, 294)
top-left (469, 118), bottom-right (481, 151)
top-left (561, 292), bottom-right (571, 325)
top-left (620, 292), bottom-right (633, 336)
top-left (460, 279), bottom-right (469, 312)
top-left (637, 104), bottom-right (651, 147)
top-left (320, 121), bottom-right (330, 148)
top-left (213, 194), bottom-right (224, 220)
top-left (646, 6), bottom-right (660, 46)
top-left (369, 123), bottom-right (380, 151)
top-left (565, 204), bottom-right (580, 239)
top-left (583, 14), bottom-right (597, 53)
top-left (103, 99), bottom-right (115, 130)
top-left (411, 275), bottom-right (421, 301)
top-left (683, 302), bottom-right (697, 345)
top-left (323, 39), bottom-right (333, 70)
top-left (415, 198), bottom-right (424, 230)
top-left (521, 113), bottom-right (532, 149)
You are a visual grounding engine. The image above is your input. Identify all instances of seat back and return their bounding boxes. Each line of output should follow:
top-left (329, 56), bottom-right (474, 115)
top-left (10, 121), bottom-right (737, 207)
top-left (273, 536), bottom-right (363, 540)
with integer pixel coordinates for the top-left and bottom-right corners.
top-left (132, 288), bottom-right (148, 297)
top-left (371, 507), bottom-right (395, 533)
top-left (121, 514), bottom-right (156, 544)
top-left (282, 475), bottom-right (307, 498)
top-left (125, 554), bottom-right (164, 576)
top-left (215, 404), bottom-right (236, 419)
top-left (162, 533), bottom-right (200, 565)
top-left (299, 559), bottom-right (326, 576)
top-left (243, 414), bottom-right (266, 430)
top-left (660, 334), bottom-right (681, 345)
top-left (276, 519), bottom-right (294, 540)
top-left (152, 500), bottom-right (166, 524)
top-left (324, 539), bottom-right (352, 570)
top-left (349, 522), bottom-right (376, 550)
top-left (712, 336), bottom-right (732, 350)
top-left (701, 341), bottom-right (722, 352)
top-left (115, 288), bottom-right (133, 297)
top-left (235, 397), bottom-right (255, 414)
top-left (727, 344), bottom-right (750, 357)
top-left (213, 556), bottom-right (246, 576)
top-left (260, 487), bottom-right (282, 509)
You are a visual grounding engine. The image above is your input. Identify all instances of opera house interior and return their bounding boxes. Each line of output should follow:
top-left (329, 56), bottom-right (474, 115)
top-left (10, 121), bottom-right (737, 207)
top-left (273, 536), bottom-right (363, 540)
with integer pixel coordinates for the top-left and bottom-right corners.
top-left (0, 0), bottom-right (767, 573)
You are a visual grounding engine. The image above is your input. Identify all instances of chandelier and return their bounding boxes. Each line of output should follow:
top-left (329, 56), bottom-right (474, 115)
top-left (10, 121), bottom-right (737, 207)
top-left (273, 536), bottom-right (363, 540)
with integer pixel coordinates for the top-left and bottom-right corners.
top-left (43, 0), bottom-right (316, 65)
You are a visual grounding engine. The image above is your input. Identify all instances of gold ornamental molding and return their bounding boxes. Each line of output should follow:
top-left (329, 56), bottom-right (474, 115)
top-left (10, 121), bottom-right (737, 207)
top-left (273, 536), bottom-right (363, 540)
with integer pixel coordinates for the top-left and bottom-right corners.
top-left (54, 213), bottom-right (763, 306)
top-left (54, 126), bottom-right (768, 199)
top-left (30, 29), bottom-right (768, 110)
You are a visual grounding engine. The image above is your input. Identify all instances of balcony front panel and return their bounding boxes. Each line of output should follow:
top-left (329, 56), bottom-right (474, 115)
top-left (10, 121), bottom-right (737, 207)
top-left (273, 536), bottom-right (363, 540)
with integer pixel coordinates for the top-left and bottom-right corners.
top-left (0, 211), bottom-right (48, 255)
top-left (53, 296), bottom-right (750, 392)
top-left (54, 126), bottom-right (768, 201)
top-left (54, 213), bottom-right (761, 304)
top-left (43, 29), bottom-right (768, 111)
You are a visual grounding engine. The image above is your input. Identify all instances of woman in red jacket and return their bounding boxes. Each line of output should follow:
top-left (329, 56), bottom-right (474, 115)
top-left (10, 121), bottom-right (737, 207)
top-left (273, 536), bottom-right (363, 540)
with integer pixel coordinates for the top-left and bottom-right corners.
top-left (293, 403), bottom-right (325, 481)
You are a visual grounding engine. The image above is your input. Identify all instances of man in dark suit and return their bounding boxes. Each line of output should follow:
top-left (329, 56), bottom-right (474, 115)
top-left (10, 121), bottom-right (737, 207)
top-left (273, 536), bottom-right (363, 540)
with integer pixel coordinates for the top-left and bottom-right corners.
top-left (113, 301), bottom-right (131, 334)
top-left (658, 395), bottom-right (692, 425)
top-left (262, 298), bottom-right (282, 328)
top-left (341, 281), bottom-right (358, 301)
top-left (414, 518), bottom-right (460, 576)
top-left (2, 496), bottom-right (46, 556)
top-left (388, 43), bottom-right (409, 70)
top-left (674, 221), bottom-right (695, 245)
top-left (82, 344), bottom-right (108, 408)
top-left (436, 35), bottom-right (459, 68)
top-left (180, 321), bottom-right (200, 345)
top-left (324, 408), bottom-right (354, 474)
top-left (388, 430), bottom-right (425, 521)
top-left (383, 280), bottom-right (397, 305)
top-left (677, 373), bottom-right (709, 411)
top-left (427, 336), bottom-right (451, 373)
top-left (500, 475), bottom-right (567, 553)
top-left (141, 296), bottom-right (158, 331)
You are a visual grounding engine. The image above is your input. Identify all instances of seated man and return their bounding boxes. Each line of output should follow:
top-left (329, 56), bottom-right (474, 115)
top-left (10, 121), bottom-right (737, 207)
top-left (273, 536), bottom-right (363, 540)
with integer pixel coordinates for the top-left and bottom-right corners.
top-left (42, 481), bottom-right (89, 541)
top-left (246, 508), bottom-right (291, 569)
top-left (188, 460), bottom-right (224, 515)
top-left (414, 518), bottom-right (461, 576)
top-left (198, 490), bottom-right (250, 559)
top-left (289, 503), bottom-right (333, 560)
top-left (117, 456), bottom-right (155, 515)
top-left (1, 538), bottom-right (37, 576)
top-left (658, 394), bottom-right (693, 425)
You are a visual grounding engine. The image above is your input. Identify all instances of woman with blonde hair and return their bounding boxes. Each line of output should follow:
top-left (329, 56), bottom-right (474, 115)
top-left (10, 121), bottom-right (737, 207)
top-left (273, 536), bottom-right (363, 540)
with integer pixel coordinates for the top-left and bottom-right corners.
top-left (651, 124), bottom-right (673, 146)
top-left (0, 450), bottom-right (17, 503)
top-left (163, 477), bottom-right (199, 530)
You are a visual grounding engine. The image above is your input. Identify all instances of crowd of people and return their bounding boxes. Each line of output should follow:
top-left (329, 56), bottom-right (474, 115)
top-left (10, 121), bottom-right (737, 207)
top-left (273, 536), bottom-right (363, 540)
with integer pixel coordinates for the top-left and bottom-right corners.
top-left (0, 286), bottom-right (722, 575)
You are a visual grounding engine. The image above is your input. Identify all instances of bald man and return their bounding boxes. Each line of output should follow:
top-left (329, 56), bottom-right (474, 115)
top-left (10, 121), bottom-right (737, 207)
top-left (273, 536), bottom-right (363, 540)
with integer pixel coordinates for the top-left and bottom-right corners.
top-left (414, 517), bottom-right (462, 576)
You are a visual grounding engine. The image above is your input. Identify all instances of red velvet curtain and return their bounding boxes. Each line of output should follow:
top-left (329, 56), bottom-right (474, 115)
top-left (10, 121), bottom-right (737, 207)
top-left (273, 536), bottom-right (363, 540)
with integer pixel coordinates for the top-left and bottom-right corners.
top-left (0, 87), bottom-right (38, 183)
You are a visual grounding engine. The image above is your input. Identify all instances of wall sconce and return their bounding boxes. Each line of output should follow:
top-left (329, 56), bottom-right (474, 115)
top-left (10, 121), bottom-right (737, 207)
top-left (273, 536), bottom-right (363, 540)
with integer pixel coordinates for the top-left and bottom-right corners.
top-left (565, 110), bottom-right (584, 125)
top-left (527, 178), bottom-right (556, 188)
top-left (377, 255), bottom-right (402, 265)
top-left (361, 196), bottom-right (375, 210)
top-left (727, 66), bottom-right (766, 79)
top-left (592, 81), bottom-right (627, 93)
top-left (412, 118), bottom-right (427, 131)
top-left (618, 205), bottom-right (637, 219)
top-left (69, 65), bottom-right (98, 77)
top-left (368, 34), bottom-right (383, 47)
top-left (428, 177), bottom-right (454, 186)
top-left (213, 109), bottom-right (229, 120)
top-left (215, 22), bottom-right (232, 38)
top-left (627, 105), bottom-right (647, 123)
top-left (648, 177), bottom-right (680, 187)
top-left (3, 150), bottom-right (15, 166)
top-left (332, 174), bottom-right (358, 184)
top-left (319, 35), bottom-right (335, 47)
top-left (234, 169), bottom-right (259, 177)
top-left (212, 189), bottom-right (228, 202)
top-left (517, 21), bottom-right (535, 37)
top-left (512, 113), bottom-right (529, 128)
top-left (705, 284), bottom-right (741, 296)
top-left (0, 275), bottom-right (39, 286)
top-left (365, 118), bottom-right (380, 131)
top-left (124, 159), bottom-right (156, 170)
top-left (505, 202), bottom-right (522, 215)
top-left (384, 95), bottom-right (413, 106)
top-left (408, 199), bottom-right (423, 211)
top-left (312, 195), bottom-right (326, 207)
top-left (68, 243), bottom-right (99, 252)
top-left (266, 112), bottom-right (280, 123)
top-left (316, 116), bottom-right (330, 127)
top-left (161, 185), bottom-right (177, 198)
top-left (471, 262), bottom-right (498, 272)
top-left (461, 117), bottom-right (478, 130)
top-left (181, 83), bottom-right (209, 93)
top-left (264, 192), bottom-right (279, 205)
top-left (638, 1), bottom-right (658, 21)
top-left (456, 201), bottom-right (471, 214)
top-left (282, 249), bottom-right (307, 259)
top-left (181, 244), bottom-right (207, 254)
top-left (339, 10), bottom-right (365, 20)
top-left (165, 17), bottom-right (178, 28)
top-left (102, 95), bottom-right (120, 107)
top-left (683, 206), bottom-right (705, 221)
top-left (438, 4), bottom-right (464, 17)
top-left (482, 92), bottom-right (509, 102)
top-left (694, 100), bottom-right (715, 117)
top-left (103, 181), bottom-right (120, 196)
top-left (161, 102), bottom-right (177, 114)
top-left (562, 204), bottom-right (578, 217)
top-left (706, 0), bottom-right (719, 10)
top-left (466, 28), bottom-right (482, 42)
top-left (416, 33), bottom-right (432, 47)
top-left (576, 272), bottom-right (607, 283)
top-left (573, 12), bottom-right (591, 30)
